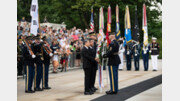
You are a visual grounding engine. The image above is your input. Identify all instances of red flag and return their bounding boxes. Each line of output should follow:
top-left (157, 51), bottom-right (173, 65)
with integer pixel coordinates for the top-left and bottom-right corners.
top-left (106, 5), bottom-right (111, 46)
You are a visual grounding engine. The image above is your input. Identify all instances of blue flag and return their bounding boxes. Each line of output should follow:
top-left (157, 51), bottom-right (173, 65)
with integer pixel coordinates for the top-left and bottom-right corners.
top-left (124, 5), bottom-right (132, 46)
top-left (124, 29), bottom-right (132, 46)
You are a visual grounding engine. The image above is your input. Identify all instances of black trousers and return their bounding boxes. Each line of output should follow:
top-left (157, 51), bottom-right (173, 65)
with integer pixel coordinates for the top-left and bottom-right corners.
top-left (126, 55), bottom-right (132, 70)
top-left (17, 59), bottom-right (23, 75)
top-left (90, 65), bottom-right (97, 88)
top-left (134, 56), bottom-right (140, 70)
top-left (83, 68), bottom-right (92, 92)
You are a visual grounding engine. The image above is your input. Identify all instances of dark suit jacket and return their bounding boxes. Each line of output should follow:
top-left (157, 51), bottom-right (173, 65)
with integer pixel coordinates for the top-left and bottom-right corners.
top-left (81, 46), bottom-right (95, 69)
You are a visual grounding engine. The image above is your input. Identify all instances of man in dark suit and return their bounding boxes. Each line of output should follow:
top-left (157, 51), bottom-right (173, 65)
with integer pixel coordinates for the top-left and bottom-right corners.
top-left (89, 38), bottom-right (98, 93)
top-left (81, 39), bottom-right (96, 95)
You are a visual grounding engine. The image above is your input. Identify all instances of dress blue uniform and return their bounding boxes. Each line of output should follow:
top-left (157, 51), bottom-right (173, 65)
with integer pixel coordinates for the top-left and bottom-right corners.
top-left (142, 44), bottom-right (150, 71)
top-left (133, 43), bottom-right (141, 71)
top-left (33, 40), bottom-right (44, 91)
top-left (125, 44), bottom-right (132, 70)
top-left (103, 39), bottom-right (120, 94)
top-left (22, 37), bottom-right (35, 93)
top-left (42, 39), bottom-right (52, 89)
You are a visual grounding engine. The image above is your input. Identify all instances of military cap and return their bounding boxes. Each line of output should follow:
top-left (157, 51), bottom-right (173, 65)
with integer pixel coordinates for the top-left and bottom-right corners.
top-left (152, 37), bottom-right (157, 40)
top-left (33, 35), bottom-right (40, 40)
top-left (89, 31), bottom-right (96, 36)
top-left (109, 32), bottom-right (115, 35)
top-left (26, 36), bottom-right (33, 40)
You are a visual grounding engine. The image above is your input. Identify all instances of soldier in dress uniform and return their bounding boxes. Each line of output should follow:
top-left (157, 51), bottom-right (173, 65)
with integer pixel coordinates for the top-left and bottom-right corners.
top-left (42, 36), bottom-right (52, 89)
top-left (132, 41), bottom-right (141, 71)
top-left (118, 37), bottom-right (125, 70)
top-left (22, 36), bottom-right (36, 93)
top-left (102, 32), bottom-right (120, 95)
top-left (150, 37), bottom-right (160, 71)
top-left (125, 43), bottom-right (133, 71)
top-left (17, 38), bottom-right (24, 75)
top-left (88, 32), bottom-right (98, 92)
top-left (142, 43), bottom-right (150, 71)
top-left (33, 35), bottom-right (44, 91)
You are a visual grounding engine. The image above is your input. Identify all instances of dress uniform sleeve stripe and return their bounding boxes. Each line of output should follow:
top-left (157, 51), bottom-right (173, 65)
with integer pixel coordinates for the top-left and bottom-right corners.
top-left (111, 66), bottom-right (115, 92)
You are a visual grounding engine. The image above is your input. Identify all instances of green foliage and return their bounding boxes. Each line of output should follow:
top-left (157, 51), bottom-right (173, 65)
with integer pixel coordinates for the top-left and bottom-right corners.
top-left (17, 0), bottom-right (162, 58)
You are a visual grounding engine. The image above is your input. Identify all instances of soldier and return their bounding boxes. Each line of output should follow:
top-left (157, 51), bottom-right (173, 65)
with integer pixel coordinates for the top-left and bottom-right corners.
top-left (81, 39), bottom-right (96, 95)
top-left (142, 43), bottom-right (150, 71)
top-left (42, 36), bottom-right (52, 89)
top-left (125, 43), bottom-right (132, 71)
top-left (33, 35), bottom-right (44, 91)
top-left (17, 38), bottom-right (24, 76)
top-left (150, 37), bottom-right (160, 71)
top-left (22, 36), bottom-right (36, 93)
top-left (118, 37), bottom-right (125, 70)
top-left (102, 32), bottom-right (120, 95)
top-left (132, 41), bottom-right (141, 71)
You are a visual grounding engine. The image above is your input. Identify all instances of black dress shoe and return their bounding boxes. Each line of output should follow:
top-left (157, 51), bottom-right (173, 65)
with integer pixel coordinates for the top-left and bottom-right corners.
top-left (25, 90), bottom-right (35, 93)
top-left (84, 91), bottom-right (93, 95)
top-left (93, 87), bottom-right (98, 90)
top-left (90, 88), bottom-right (95, 92)
top-left (112, 92), bottom-right (118, 94)
top-left (106, 90), bottom-right (113, 95)
top-left (43, 87), bottom-right (51, 90)
top-left (35, 88), bottom-right (43, 91)
top-left (153, 69), bottom-right (157, 71)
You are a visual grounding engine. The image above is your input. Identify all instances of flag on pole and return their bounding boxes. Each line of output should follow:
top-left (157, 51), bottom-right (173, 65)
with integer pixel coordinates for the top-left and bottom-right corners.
top-left (106, 5), bottom-right (111, 46)
top-left (142, 4), bottom-right (148, 46)
top-left (30, 0), bottom-right (39, 36)
top-left (90, 6), bottom-right (94, 32)
top-left (133, 6), bottom-right (140, 42)
top-left (124, 5), bottom-right (132, 46)
top-left (96, 7), bottom-right (104, 91)
top-left (115, 4), bottom-right (121, 40)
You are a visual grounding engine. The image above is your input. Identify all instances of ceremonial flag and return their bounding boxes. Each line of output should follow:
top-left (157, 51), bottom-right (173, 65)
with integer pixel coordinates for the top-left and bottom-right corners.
top-left (124, 5), bottom-right (132, 46)
top-left (90, 6), bottom-right (94, 32)
top-left (30, 0), bottom-right (39, 36)
top-left (133, 6), bottom-right (140, 42)
top-left (106, 5), bottom-right (111, 46)
top-left (115, 4), bottom-right (121, 40)
top-left (142, 4), bottom-right (148, 46)
top-left (96, 7), bottom-right (104, 91)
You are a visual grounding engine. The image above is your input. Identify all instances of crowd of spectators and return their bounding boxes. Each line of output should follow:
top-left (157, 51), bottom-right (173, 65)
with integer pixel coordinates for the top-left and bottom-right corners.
top-left (17, 17), bottom-right (92, 75)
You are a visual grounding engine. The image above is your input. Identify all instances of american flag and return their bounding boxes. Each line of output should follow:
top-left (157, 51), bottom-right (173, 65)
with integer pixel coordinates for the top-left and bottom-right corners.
top-left (90, 7), bottom-right (94, 32)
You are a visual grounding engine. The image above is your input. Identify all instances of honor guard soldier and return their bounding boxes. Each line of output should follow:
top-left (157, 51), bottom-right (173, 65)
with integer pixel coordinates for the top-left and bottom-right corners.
top-left (33, 35), bottom-right (44, 91)
top-left (22, 36), bottom-right (36, 93)
top-left (150, 37), bottom-right (159, 71)
top-left (118, 37), bottom-right (125, 70)
top-left (103, 32), bottom-right (120, 95)
top-left (125, 42), bottom-right (133, 71)
top-left (81, 39), bottom-right (96, 95)
top-left (17, 38), bottom-right (24, 76)
top-left (142, 43), bottom-right (150, 71)
top-left (132, 41), bottom-right (141, 71)
top-left (89, 32), bottom-right (98, 92)
top-left (42, 36), bottom-right (53, 89)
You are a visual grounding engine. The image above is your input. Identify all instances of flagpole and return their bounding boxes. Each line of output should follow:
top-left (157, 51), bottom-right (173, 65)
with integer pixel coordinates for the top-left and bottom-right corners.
top-left (38, 0), bottom-right (41, 36)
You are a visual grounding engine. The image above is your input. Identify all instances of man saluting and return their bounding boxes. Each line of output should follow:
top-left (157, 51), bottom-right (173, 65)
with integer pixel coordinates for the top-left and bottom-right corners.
top-left (103, 32), bottom-right (121, 95)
